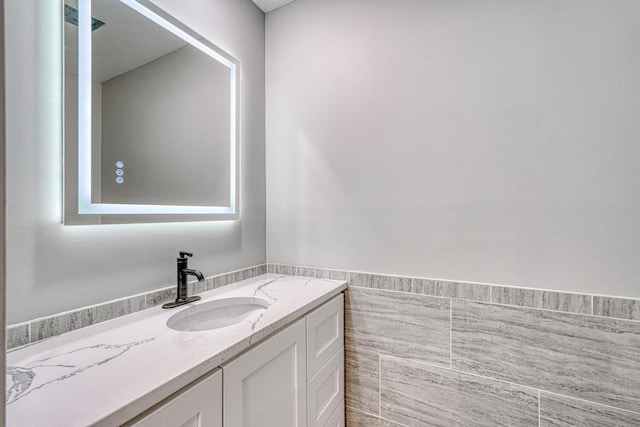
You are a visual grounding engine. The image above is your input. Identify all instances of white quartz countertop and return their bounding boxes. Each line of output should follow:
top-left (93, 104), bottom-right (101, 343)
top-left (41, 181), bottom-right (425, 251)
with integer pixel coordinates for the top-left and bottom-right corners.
top-left (6, 274), bottom-right (347, 427)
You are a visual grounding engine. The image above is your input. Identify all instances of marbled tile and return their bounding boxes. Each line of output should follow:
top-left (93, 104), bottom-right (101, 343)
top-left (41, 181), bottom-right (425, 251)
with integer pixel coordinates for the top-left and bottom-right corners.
top-left (381, 356), bottom-right (539, 427)
top-left (345, 287), bottom-right (450, 365)
top-left (413, 278), bottom-right (491, 302)
top-left (212, 273), bottom-right (232, 289)
top-left (145, 287), bottom-right (177, 308)
top-left (345, 345), bottom-right (379, 414)
top-left (452, 300), bottom-right (640, 412)
top-left (6, 324), bottom-right (29, 349)
top-left (190, 278), bottom-right (208, 295)
top-left (346, 407), bottom-right (401, 426)
top-left (255, 264), bottom-right (267, 276)
top-left (593, 296), bottom-right (640, 321)
top-left (315, 268), bottom-right (349, 281)
top-left (94, 295), bottom-right (146, 323)
top-left (350, 273), bottom-right (411, 292)
top-left (540, 392), bottom-right (640, 427)
top-left (296, 266), bottom-right (315, 278)
top-left (267, 263), bottom-right (278, 273)
top-left (31, 308), bottom-right (96, 341)
top-left (491, 286), bottom-right (591, 314)
top-left (270, 264), bottom-right (297, 275)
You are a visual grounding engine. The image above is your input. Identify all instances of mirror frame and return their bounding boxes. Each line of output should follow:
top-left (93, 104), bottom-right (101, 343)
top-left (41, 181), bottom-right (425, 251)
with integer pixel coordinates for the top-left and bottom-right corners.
top-left (64, 0), bottom-right (240, 224)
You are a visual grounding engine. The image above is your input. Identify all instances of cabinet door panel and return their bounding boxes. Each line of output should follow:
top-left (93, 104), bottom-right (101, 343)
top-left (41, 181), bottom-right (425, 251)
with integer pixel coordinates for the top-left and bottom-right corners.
top-left (306, 294), bottom-right (344, 378)
top-left (307, 348), bottom-right (344, 427)
top-left (324, 400), bottom-right (345, 427)
top-left (126, 369), bottom-right (222, 427)
top-left (223, 319), bottom-right (306, 427)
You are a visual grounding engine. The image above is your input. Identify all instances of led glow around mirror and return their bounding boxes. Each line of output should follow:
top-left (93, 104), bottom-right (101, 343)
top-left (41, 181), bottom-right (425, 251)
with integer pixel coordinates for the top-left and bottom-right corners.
top-left (74, 0), bottom-right (238, 217)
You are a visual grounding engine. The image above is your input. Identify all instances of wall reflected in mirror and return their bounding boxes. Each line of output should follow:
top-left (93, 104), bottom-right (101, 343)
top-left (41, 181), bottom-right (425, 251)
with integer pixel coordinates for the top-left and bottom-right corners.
top-left (64, 0), bottom-right (240, 223)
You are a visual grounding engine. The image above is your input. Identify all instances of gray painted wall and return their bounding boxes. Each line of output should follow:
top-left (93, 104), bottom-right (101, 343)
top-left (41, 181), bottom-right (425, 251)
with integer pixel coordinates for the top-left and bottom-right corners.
top-left (266, 0), bottom-right (640, 297)
top-left (5, 0), bottom-right (266, 324)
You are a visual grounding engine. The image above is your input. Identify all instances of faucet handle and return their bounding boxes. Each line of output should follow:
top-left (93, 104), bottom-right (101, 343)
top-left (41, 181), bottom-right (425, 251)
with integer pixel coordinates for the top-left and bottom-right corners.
top-left (179, 251), bottom-right (193, 259)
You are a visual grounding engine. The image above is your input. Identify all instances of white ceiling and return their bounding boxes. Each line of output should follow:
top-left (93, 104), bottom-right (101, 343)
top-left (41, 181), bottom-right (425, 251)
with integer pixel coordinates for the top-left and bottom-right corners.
top-left (251, 0), bottom-right (296, 13)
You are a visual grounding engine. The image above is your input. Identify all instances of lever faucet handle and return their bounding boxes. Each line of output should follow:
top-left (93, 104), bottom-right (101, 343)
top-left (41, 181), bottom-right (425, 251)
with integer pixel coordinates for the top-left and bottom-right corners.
top-left (179, 251), bottom-right (193, 259)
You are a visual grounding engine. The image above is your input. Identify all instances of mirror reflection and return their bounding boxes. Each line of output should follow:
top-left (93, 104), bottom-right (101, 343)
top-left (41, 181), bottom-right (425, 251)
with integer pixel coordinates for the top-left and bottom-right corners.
top-left (64, 0), bottom-right (239, 221)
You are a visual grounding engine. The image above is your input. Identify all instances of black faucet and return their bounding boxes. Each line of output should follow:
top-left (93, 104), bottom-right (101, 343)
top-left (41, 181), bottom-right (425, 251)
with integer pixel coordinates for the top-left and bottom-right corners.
top-left (162, 251), bottom-right (205, 309)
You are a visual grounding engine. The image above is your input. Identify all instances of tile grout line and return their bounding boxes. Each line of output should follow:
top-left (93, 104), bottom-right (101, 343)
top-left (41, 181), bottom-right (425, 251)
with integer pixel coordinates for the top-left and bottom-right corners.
top-left (379, 352), bottom-right (382, 417)
top-left (449, 299), bottom-right (453, 369)
top-left (538, 389), bottom-right (541, 427)
top-left (345, 406), bottom-right (408, 427)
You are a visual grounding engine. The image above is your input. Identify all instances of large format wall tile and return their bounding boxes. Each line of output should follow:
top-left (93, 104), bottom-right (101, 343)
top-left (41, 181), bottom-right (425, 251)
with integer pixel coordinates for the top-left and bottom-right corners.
top-left (346, 407), bottom-right (402, 426)
top-left (540, 392), bottom-right (640, 427)
top-left (491, 286), bottom-right (591, 314)
top-left (345, 287), bottom-right (450, 365)
top-left (380, 356), bottom-right (539, 426)
top-left (452, 300), bottom-right (640, 412)
top-left (345, 345), bottom-right (379, 414)
top-left (413, 279), bottom-right (491, 302)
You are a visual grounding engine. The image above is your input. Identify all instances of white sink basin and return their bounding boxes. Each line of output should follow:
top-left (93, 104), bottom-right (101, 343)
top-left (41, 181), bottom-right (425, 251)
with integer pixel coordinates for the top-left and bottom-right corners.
top-left (167, 296), bottom-right (270, 332)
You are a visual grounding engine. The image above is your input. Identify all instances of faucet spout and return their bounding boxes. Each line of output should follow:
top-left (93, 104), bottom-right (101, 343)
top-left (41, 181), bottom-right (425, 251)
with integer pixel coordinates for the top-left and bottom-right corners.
top-left (183, 268), bottom-right (204, 281)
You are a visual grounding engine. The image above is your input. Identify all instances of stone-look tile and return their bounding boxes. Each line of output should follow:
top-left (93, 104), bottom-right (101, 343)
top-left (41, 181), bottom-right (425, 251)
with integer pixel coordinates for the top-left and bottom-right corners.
top-left (31, 308), bottom-right (96, 341)
top-left (540, 392), bottom-right (640, 427)
top-left (593, 296), bottom-right (640, 321)
top-left (296, 266), bottom-right (315, 278)
top-left (145, 287), bottom-right (177, 308)
top-left (350, 273), bottom-right (411, 292)
top-left (381, 356), bottom-right (539, 427)
top-left (255, 264), bottom-right (267, 276)
top-left (94, 295), bottom-right (146, 323)
top-left (491, 286), bottom-right (591, 314)
top-left (345, 345), bottom-right (379, 414)
top-left (270, 264), bottom-right (297, 275)
top-left (345, 287), bottom-right (450, 365)
top-left (267, 263), bottom-right (278, 273)
top-left (346, 407), bottom-right (402, 426)
top-left (452, 300), bottom-right (640, 412)
top-left (6, 324), bottom-right (30, 349)
top-left (315, 268), bottom-right (349, 281)
top-left (413, 278), bottom-right (491, 302)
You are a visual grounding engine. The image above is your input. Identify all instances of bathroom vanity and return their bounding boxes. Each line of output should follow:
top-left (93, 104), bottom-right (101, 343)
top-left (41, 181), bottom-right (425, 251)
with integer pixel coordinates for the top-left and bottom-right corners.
top-left (6, 275), bottom-right (346, 427)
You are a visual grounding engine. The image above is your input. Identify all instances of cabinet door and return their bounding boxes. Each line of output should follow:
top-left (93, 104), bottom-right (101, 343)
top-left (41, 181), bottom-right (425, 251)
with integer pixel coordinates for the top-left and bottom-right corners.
top-left (223, 319), bottom-right (306, 427)
top-left (306, 294), bottom-right (344, 378)
top-left (324, 400), bottom-right (345, 427)
top-left (126, 369), bottom-right (222, 427)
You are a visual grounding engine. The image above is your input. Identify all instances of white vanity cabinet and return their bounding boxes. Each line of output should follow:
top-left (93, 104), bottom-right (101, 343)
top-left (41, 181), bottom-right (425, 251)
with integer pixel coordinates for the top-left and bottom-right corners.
top-left (222, 293), bottom-right (345, 427)
top-left (124, 369), bottom-right (222, 427)
top-left (223, 318), bottom-right (307, 427)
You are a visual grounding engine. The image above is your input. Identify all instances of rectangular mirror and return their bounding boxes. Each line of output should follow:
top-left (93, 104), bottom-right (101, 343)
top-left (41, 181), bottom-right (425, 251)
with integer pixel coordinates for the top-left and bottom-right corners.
top-left (64, 0), bottom-right (240, 224)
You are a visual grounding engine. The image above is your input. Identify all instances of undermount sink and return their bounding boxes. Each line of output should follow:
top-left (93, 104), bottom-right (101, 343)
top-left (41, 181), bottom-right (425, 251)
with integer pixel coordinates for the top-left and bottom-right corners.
top-left (167, 296), bottom-right (270, 332)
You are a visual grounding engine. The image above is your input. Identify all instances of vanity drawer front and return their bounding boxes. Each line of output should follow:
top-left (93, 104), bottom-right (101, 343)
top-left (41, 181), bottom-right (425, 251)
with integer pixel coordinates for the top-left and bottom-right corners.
top-left (307, 348), bottom-right (344, 427)
top-left (306, 293), bottom-right (344, 378)
top-left (125, 369), bottom-right (222, 427)
top-left (324, 400), bottom-right (345, 427)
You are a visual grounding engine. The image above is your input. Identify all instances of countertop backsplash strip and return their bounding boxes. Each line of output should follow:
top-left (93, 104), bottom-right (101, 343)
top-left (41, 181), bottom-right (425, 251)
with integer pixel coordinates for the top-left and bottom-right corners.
top-left (6, 264), bottom-right (267, 350)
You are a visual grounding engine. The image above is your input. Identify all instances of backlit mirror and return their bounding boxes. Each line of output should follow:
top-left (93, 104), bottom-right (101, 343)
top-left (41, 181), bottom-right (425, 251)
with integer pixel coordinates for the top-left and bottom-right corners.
top-left (64, 0), bottom-right (240, 224)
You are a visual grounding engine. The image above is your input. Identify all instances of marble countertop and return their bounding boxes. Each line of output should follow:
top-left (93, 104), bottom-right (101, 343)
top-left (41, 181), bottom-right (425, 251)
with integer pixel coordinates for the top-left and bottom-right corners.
top-left (6, 274), bottom-right (347, 427)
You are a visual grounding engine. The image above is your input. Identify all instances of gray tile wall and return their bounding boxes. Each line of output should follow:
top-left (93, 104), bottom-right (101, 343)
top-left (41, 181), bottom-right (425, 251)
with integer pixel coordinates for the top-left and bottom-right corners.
top-left (6, 264), bottom-right (267, 349)
top-left (267, 263), bottom-right (640, 426)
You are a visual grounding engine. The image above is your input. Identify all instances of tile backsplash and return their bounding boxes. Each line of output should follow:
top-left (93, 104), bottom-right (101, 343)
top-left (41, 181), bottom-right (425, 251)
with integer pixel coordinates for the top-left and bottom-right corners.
top-left (267, 263), bottom-right (640, 426)
top-left (6, 264), bottom-right (267, 350)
